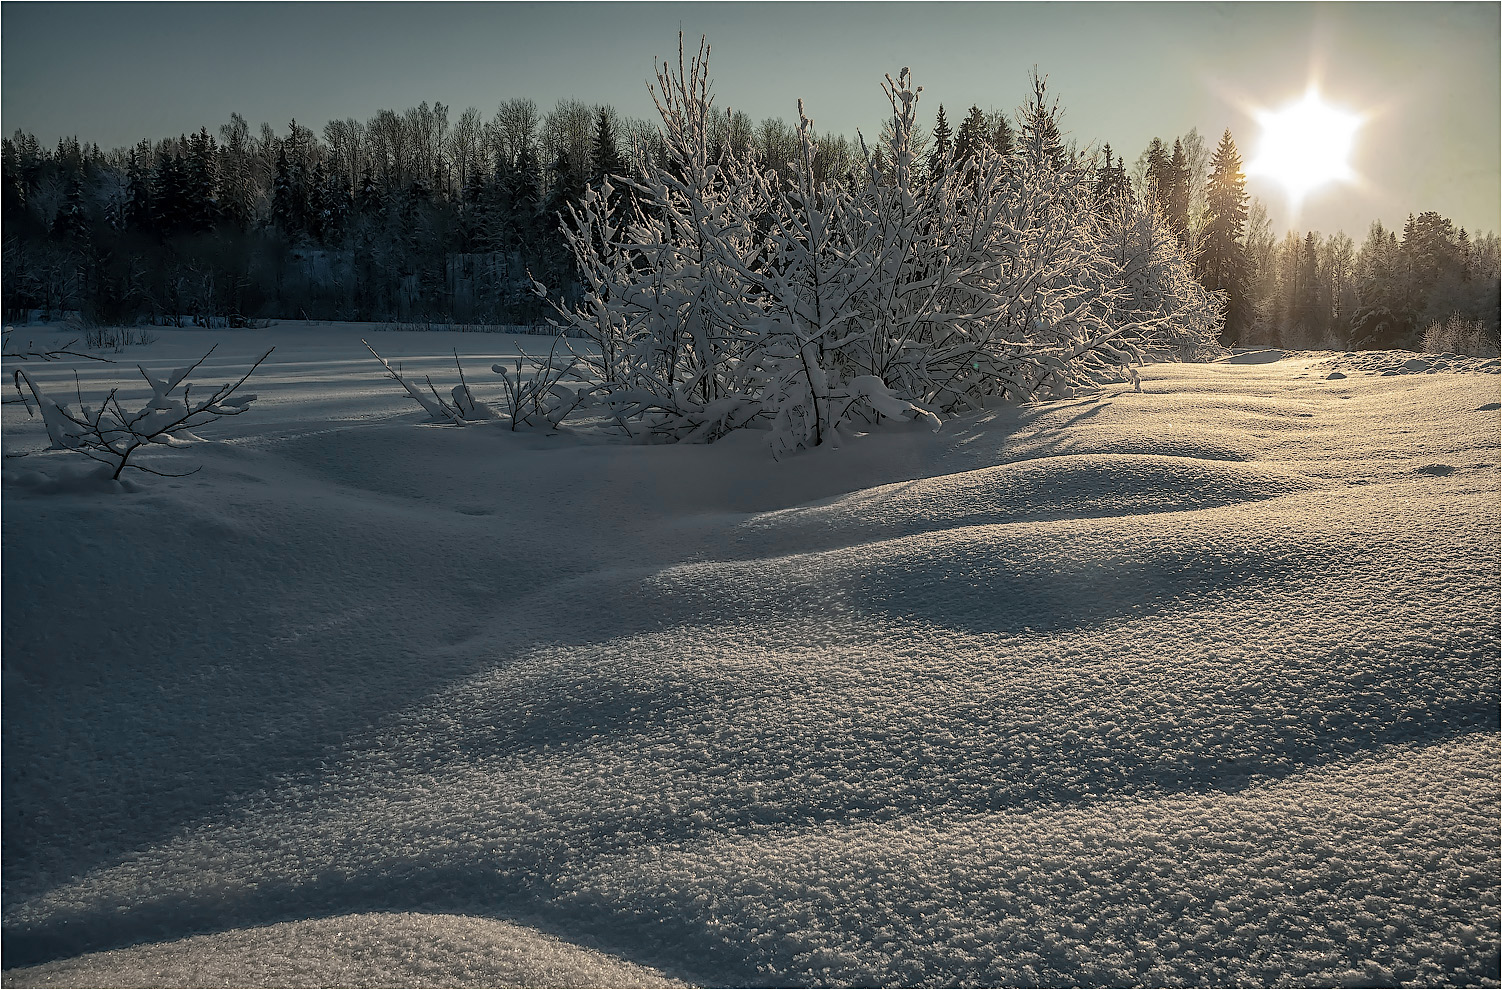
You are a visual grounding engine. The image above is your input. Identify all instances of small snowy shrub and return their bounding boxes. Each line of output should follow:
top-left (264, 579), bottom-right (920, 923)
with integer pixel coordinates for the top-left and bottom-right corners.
top-left (364, 337), bottom-right (591, 431)
top-left (11, 345), bottom-right (271, 479)
top-left (1421, 314), bottom-right (1501, 358)
top-left (82, 325), bottom-right (158, 352)
top-left (490, 336), bottom-right (594, 430)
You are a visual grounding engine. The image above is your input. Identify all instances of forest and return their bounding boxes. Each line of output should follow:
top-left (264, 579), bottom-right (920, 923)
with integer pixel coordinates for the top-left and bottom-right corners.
top-left (2, 57), bottom-right (1498, 357)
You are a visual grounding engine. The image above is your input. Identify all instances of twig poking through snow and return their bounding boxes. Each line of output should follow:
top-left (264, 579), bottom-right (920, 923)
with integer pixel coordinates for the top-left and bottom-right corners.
top-left (12, 345), bottom-right (273, 479)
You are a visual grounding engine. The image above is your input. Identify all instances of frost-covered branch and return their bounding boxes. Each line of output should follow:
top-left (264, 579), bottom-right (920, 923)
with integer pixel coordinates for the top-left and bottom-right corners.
top-left (2, 328), bottom-right (114, 365)
top-left (364, 337), bottom-right (593, 432)
top-left (12, 345), bottom-right (272, 479)
top-left (363, 338), bottom-right (467, 424)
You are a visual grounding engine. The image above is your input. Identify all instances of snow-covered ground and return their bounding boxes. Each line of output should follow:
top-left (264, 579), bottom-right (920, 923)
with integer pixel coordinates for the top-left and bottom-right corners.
top-left (3, 324), bottom-right (1498, 987)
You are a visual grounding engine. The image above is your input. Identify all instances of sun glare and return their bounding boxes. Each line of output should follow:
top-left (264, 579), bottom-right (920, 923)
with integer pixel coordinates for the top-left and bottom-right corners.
top-left (1248, 88), bottom-right (1363, 203)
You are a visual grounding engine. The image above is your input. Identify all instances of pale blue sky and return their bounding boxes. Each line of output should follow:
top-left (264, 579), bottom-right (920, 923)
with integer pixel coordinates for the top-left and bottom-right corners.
top-left (3, 2), bottom-right (1498, 238)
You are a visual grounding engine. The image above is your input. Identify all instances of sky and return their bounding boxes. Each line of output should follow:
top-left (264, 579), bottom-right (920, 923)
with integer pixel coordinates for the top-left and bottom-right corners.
top-left (3, 2), bottom-right (1498, 239)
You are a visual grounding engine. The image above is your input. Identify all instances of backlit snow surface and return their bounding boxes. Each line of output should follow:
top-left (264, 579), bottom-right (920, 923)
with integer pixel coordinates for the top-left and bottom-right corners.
top-left (3, 325), bottom-right (1498, 988)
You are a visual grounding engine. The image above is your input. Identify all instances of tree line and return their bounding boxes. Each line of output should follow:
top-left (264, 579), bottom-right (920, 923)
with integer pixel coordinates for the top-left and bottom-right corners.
top-left (0, 96), bottom-right (884, 328)
top-left (2, 73), bottom-right (1497, 356)
top-left (1242, 209), bottom-right (1499, 351)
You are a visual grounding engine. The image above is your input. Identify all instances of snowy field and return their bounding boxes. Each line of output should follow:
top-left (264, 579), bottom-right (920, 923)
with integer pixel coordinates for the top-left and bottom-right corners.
top-left (2, 323), bottom-right (1499, 987)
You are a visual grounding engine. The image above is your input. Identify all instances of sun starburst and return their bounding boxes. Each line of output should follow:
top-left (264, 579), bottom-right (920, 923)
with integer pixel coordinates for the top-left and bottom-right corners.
top-left (1247, 87), bottom-right (1364, 205)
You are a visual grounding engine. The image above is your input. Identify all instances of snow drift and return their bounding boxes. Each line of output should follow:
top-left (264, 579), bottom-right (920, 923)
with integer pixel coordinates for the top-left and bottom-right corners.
top-left (2, 326), bottom-right (1498, 987)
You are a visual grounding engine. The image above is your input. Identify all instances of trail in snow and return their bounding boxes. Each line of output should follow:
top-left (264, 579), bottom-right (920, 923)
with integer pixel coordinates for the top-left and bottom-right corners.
top-left (3, 325), bottom-right (1498, 987)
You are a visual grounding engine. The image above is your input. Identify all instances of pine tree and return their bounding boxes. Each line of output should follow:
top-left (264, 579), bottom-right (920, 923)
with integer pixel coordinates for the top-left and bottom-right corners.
top-left (1198, 129), bottom-right (1249, 344)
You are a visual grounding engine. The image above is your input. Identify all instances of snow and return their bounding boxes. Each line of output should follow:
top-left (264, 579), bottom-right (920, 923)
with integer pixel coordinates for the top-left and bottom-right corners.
top-left (1315, 349), bottom-right (1502, 378)
top-left (3, 325), bottom-right (1498, 987)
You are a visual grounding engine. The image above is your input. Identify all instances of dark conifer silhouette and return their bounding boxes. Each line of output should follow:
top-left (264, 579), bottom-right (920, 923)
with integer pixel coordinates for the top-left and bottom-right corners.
top-left (1198, 129), bottom-right (1248, 343)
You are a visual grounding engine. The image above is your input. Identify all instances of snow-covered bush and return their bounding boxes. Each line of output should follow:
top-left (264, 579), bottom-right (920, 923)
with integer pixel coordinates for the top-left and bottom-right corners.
top-left (549, 38), bottom-right (772, 444)
top-left (11, 346), bottom-right (271, 478)
top-left (522, 41), bottom-right (1225, 452)
top-left (1094, 192), bottom-right (1226, 362)
top-left (364, 336), bottom-right (592, 431)
top-left (1421, 314), bottom-right (1501, 358)
top-left (849, 71), bottom-right (1155, 415)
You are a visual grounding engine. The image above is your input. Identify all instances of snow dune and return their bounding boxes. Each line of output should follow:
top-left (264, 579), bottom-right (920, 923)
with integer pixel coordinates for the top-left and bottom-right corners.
top-left (3, 325), bottom-right (1498, 987)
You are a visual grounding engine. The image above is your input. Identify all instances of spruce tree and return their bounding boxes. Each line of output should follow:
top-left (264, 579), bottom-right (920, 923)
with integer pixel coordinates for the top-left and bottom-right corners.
top-left (508, 141), bottom-right (542, 250)
top-left (1094, 143), bottom-right (1113, 205)
top-left (184, 127), bottom-right (218, 232)
top-left (952, 105), bottom-right (988, 168)
top-left (152, 143), bottom-right (188, 235)
top-left (1019, 74), bottom-right (1065, 171)
top-left (271, 144), bottom-right (303, 238)
top-left (544, 149), bottom-right (584, 224)
top-left (1165, 138), bottom-right (1190, 242)
top-left (307, 158), bottom-right (329, 241)
top-left (2, 138), bottom-right (26, 227)
top-left (460, 167), bottom-right (488, 251)
top-left (322, 152), bottom-right (350, 242)
top-left (217, 116), bottom-right (255, 230)
top-left (988, 112), bottom-right (1014, 158)
top-left (357, 163), bottom-right (383, 217)
top-left (927, 104), bottom-right (952, 181)
top-left (1143, 137), bottom-right (1168, 206)
top-left (1297, 231), bottom-right (1321, 340)
top-left (1198, 129), bottom-right (1249, 343)
top-left (590, 106), bottom-right (626, 184)
top-left (57, 173), bottom-right (91, 242)
top-left (124, 147), bottom-right (151, 232)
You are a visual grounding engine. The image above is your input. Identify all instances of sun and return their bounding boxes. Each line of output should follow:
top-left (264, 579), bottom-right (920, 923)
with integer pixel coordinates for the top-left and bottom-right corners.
top-left (1248, 88), bottom-right (1363, 202)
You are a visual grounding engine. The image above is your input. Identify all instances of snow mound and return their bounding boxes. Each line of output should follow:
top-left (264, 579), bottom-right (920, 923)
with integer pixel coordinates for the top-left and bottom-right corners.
top-left (1223, 348), bottom-right (1298, 364)
top-left (739, 453), bottom-right (1317, 549)
top-left (0, 460), bottom-right (144, 495)
top-left (1315, 349), bottom-right (1502, 377)
top-left (2, 912), bottom-right (688, 988)
top-left (3, 329), bottom-right (1497, 987)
